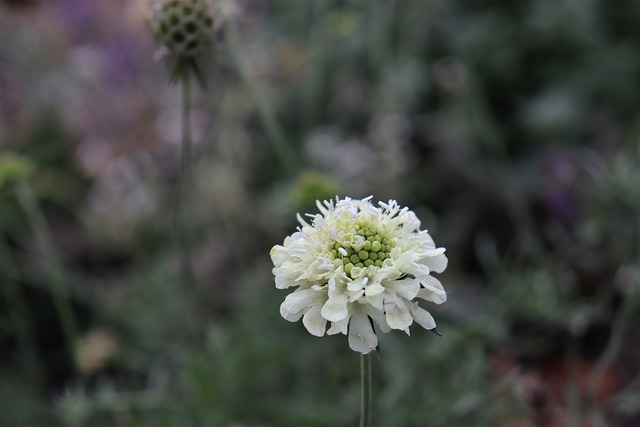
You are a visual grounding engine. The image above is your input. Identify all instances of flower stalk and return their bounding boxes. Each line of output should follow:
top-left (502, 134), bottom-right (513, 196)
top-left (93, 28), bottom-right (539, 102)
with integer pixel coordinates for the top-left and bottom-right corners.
top-left (360, 353), bottom-right (372, 427)
top-left (151, 0), bottom-right (224, 337)
top-left (174, 69), bottom-right (195, 290)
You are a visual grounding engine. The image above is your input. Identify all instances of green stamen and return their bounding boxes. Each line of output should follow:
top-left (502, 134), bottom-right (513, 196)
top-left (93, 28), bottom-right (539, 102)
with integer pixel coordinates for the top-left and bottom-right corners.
top-left (328, 223), bottom-right (396, 272)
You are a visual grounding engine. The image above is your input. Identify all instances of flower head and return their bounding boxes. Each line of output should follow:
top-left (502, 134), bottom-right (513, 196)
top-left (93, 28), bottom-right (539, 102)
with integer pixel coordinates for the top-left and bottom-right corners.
top-left (151, 0), bottom-right (222, 59)
top-left (270, 196), bottom-right (448, 354)
top-left (150, 0), bottom-right (226, 85)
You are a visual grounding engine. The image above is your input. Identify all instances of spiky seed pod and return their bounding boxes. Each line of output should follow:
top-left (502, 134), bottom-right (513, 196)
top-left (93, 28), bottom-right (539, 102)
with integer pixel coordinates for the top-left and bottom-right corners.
top-left (151, 0), bottom-right (226, 85)
top-left (152, 0), bottom-right (220, 59)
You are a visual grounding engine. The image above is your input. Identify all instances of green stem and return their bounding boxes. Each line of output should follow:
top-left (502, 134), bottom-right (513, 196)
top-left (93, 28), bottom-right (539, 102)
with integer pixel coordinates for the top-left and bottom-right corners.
top-left (171, 70), bottom-right (203, 344)
top-left (15, 180), bottom-right (79, 376)
top-left (174, 71), bottom-right (195, 291)
top-left (360, 353), bottom-right (372, 427)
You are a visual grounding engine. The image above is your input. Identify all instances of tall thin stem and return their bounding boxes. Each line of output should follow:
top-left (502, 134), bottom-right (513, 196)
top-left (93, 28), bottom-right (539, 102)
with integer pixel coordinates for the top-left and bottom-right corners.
top-left (174, 71), bottom-right (195, 291)
top-left (360, 353), bottom-right (372, 427)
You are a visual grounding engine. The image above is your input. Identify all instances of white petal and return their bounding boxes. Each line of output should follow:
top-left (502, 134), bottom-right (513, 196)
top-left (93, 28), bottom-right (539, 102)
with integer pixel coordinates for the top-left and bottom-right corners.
top-left (321, 293), bottom-right (349, 322)
top-left (296, 213), bottom-right (311, 227)
top-left (349, 290), bottom-right (365, 302)
top-left (347, 279), bottom-right (363, 292)
top-left (365, 282), bottom-right (385, 296)
top-left (348, 310), bottom-right (378, 354)
top-left (269, 245), bottom-right (288, 267)
top-left (327, 315), bottom-right (350, 335)
top-left (417, 288), bottom-right (447, 304)
top-left (385, 278), bottom-right (420, 300)
top-left (275, 274), bottom-right (296, 289)
top-left (318, 262), bottom-right (333, 271)
top-left (303, 304), bottom-right (327, 337)
top-left (422, 247), bottom-right (446, 256)
top-left (373, 268), bottom-right (392, 283)
top-left (365, 305), bottom-right (391, 333)
top-left (419, 232), bottom-right (435, 248)
top-left (410, 303), bottom-right (436, 330)
top-left (424, 252), bottom-right (448, 273)
top-left (365, 292), bottom-right (384, 311)
top-left (385, 298), bottom-right (413, 330)
top-left (329, 226), bottom-right (338, 240)
top-left (327, 276), bottom-right (339, 295)
top-left (280, 288), bottom-right (323, 320)
top-left (417, 275), bottom-right (447, 304)
top-left (280, 305), bottom-right (304, 322)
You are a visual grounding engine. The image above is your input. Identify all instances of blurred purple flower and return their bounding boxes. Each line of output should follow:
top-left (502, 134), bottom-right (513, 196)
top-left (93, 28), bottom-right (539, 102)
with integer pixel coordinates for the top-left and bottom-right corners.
top-left (103, 36), bottom-right (141, 87)
top-left (52, 1), bottom-right (97, 41)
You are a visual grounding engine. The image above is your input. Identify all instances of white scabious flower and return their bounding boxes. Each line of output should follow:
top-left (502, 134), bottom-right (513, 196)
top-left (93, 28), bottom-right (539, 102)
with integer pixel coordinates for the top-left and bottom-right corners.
top-left (270, 196), bottom-right (448, 354)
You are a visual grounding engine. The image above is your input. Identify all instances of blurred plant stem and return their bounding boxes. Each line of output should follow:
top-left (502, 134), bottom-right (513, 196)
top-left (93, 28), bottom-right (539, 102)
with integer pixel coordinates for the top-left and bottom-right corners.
top-left (14, 180), bottom-right (79, 377)
top-left (171, 70), bottom-right (202, 344)
top-left (0, 235), bottom-right (43, 384)
top-left (360, 353), bottom-right (372, 427)
top-left (226, 19), bottom-right (297, 176)
top-left (174, 71), bottom-right (195, 291)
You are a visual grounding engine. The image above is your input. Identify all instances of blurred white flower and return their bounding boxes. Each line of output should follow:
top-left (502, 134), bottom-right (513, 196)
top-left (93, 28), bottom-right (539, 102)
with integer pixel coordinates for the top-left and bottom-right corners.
top-left (270, 196), bottom-right (448, 354)
top-left (75, 329), bottom-right (120, 375)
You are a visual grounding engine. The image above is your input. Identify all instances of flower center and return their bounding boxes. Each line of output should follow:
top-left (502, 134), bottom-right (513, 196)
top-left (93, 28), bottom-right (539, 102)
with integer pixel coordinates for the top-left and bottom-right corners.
top-left (329, 224), bottom-right (393, 276)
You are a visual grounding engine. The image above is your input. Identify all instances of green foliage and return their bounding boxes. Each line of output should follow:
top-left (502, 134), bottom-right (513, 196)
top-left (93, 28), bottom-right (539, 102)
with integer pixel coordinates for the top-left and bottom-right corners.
top-left (290, 170), bottom-right (340, 211)
top-left (0, 153), bottom-right (34, 188)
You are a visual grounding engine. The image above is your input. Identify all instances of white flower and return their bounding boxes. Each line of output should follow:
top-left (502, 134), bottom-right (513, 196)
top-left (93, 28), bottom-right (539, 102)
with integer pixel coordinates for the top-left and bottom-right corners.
top-left (270, 196), bottom-right (448, 354)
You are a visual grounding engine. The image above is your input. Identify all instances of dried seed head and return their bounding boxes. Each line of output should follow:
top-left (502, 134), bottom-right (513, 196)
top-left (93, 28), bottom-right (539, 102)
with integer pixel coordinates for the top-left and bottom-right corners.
top-left (151, 0), bottom-right (222, 59)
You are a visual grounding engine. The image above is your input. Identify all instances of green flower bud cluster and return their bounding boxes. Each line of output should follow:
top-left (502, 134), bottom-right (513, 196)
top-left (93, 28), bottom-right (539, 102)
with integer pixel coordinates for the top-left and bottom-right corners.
top-left (290, 170), bottom-right (339, 212)
top-left (329, 225), bottom-right (393, 278)
top-left (152, 0), bottom-right (217, 58)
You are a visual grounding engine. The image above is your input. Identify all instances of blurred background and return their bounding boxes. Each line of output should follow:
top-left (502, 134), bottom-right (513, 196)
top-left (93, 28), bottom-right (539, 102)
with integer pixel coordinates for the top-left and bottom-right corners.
top-left (1, 0), bottom-right (639, 426)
